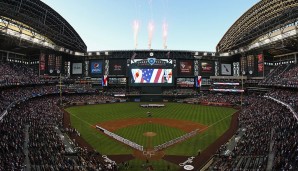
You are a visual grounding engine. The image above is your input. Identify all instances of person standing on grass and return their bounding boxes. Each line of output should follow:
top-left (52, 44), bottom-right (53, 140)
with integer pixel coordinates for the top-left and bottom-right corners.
top-left (197, 149), bottom-right (201, 156)
top-left (147, 111), bottom-right (152, 117)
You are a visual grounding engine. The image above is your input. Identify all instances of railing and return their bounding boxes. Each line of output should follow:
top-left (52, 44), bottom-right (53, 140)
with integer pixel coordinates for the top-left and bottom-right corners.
top-left (0, 110), bottom-right (7, 121)
top-left (0, 98), bottom-right (27, 121)
top-left (264, 95), bottom-right (298, 121)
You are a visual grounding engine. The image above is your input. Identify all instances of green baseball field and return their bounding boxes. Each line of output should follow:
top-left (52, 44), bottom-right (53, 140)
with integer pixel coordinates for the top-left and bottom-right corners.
top-left (66, 102), bottom-right (237, 170)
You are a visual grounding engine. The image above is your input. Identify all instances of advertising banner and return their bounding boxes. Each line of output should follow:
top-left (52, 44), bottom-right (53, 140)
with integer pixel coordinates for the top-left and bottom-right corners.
top-left (109, 60), bottom-right (126, 76)
top-left (90, 61), bottom-right (102, 74)
top-left (221, 64), bottom-right (232, 75)
top-left (201, 62), bottom-right (213, 73)
top-left (72, 63), bottom-right (82, 74)
top-left (178, 61), bottom-right (193, 76)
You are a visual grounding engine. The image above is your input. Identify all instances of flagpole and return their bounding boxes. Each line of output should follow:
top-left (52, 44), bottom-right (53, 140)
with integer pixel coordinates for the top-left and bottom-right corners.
top-left (59, 73), bottom-right (62, 105)
top-left (241, 73), bottom-right (243, 109)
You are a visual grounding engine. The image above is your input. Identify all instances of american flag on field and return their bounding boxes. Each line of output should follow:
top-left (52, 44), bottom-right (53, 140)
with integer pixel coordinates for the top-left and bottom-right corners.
top-left (132, 69), bottom-right (165, 83)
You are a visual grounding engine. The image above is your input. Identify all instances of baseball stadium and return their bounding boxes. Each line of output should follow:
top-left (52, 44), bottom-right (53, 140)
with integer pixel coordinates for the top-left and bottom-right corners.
top-left (0, 0), bottom-right (298, 171)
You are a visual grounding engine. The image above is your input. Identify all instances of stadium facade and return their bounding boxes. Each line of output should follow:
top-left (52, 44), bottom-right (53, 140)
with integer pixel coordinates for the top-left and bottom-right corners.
top-left (0, 0), bottom-right (298, 170)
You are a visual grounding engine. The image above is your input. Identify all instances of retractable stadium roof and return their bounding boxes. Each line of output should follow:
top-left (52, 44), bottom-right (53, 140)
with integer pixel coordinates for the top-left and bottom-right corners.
top-left (0, 0), bottom-right (87, 53)
top-left (217, 0), bottom-right (298, 54)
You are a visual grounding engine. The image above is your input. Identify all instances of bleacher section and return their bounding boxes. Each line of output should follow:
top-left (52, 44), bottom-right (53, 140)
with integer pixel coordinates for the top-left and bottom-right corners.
top-left (207, 94), bottom-right (298, 170)
top-left (260, 63), bottom-right (298, 88)
top-left (0, 62), bottom-right (41, 86)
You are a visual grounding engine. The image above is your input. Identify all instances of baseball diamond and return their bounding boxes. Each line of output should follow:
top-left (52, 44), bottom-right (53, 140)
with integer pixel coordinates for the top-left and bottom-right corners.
top-left (65, 102), bottom-right (238, 170)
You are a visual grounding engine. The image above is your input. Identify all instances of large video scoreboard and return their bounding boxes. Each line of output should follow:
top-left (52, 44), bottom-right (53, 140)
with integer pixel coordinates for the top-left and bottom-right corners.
top-left (129, 58), bottom-right (174, 86)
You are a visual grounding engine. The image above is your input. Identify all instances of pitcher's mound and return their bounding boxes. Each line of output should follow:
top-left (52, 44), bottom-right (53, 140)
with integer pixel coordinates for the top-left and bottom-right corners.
top-left (143, 132), bottom-right (157, 137)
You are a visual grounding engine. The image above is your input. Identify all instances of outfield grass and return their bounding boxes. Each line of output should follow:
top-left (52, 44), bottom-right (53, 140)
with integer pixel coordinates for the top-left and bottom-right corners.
top-left (66, 102), bottom-right (237, 170)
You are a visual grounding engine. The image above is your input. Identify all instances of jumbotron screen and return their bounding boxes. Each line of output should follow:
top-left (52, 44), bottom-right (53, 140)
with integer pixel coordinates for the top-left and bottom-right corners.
top-left (130, 68), bottom-right (173, 85)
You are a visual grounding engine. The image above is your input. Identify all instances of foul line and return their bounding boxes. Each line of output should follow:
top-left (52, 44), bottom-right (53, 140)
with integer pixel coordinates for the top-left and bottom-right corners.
top-left (69, 113), bottom-right (93, 126)
top-left (201, 112), bottom-right (236, 132)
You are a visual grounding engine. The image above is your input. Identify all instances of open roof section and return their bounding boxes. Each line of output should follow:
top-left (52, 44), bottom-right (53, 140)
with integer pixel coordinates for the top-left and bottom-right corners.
top-left (0, 0), bottom-right (87, 53)
top-left (217, 0), bottom-right (298, 53)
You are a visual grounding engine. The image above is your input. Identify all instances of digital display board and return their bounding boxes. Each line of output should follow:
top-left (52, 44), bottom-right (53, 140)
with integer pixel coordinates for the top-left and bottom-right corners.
top-left (200, 61), bottom-right (214, 76)
top-left (109, 77), bottom-right (127, 85)
top-left (48, 54), bottom-right (55, 75)
top-left (201, 61), bottom-right (213, 73)
top-left (130, 68), bottom-right (172, 84)
top-left (90, 60), bottom-right (102, 75)
top-left (178, 61), bottom-right (193, 76)
top-left (177, 78), bottom-right (194, 87)
top-left (221, 64), bottom-right (232, 75)
top-left (72, 63), bottom-right (83, 74)
top-left (39, 53), bottom-right (46, 75)
top-left (109, 60), bottom-right (126, 76)
top-left (258, 54), bottom-right (264, 73)
top-left (247, 55), bottom-right (254, 75)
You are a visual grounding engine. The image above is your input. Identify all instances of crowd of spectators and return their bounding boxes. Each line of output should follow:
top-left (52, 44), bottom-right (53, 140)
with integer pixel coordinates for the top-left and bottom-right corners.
top-left (208, 95), bottom-right (298, 170)
top-left (0, 105), bottom-right (25, 170)
top-left (266, 89), bottom-right (298, 111)
top-left (182, 93), bottom-right (251, 106)
top-left (63, 94), bottom-right (122, 104)
top-left (163, 88), bottom-right (198, 95)
top-left (0, 79), bottom-right (122, 170)
top-left (0, 62), bottom-right (41, 86)
top-left (0, 85), bottom-right (124, 115)
top-left (260, 63), bottom-right (298, 88)
top-left (0, 85), bottom-right (60, 114)
top-left (104, 88), bottom-right (126, 95)
top-left (127, 88), bottom-right (141, 95)
top-left (260, 64), bottom-right (290, 85)
top-left (0, 93), bottom-right (121, 170)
